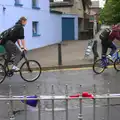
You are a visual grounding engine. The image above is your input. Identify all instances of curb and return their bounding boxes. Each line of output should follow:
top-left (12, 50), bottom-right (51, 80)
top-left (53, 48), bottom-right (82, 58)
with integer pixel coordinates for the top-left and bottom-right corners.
top-left (42, 63), bottom-right (93, 71)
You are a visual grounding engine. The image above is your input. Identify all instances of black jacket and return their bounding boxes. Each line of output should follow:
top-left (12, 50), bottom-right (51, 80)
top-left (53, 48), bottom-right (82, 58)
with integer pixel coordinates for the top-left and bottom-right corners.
top-left (1, 20), bottom-right (25, 44)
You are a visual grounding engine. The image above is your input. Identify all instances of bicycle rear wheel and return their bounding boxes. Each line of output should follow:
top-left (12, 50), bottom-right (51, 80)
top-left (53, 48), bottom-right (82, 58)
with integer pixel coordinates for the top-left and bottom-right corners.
top-left (0, 64), bottom-right (6, 84)
top-left (20, 60), bottom-right (42, 82)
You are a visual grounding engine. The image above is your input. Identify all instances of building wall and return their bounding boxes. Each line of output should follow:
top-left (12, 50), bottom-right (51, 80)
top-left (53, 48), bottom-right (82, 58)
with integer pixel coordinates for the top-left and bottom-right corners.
top-left (90, 8), bottom-right (101, 15)
top-left (72, 0), bottom-right (84, 18)
top-left (0, 0), bottom-right (62, 50)
top-left (51, 0), bottom-right (84, 18)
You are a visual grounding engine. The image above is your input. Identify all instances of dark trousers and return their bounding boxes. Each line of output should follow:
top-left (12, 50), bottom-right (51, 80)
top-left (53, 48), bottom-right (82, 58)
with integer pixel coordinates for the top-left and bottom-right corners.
top-left (92, 40), bottom-right (99, 61)
top-left (101, 40), bottom-right (117, 57)
top-left (4, 41), bottom-right (22, 66)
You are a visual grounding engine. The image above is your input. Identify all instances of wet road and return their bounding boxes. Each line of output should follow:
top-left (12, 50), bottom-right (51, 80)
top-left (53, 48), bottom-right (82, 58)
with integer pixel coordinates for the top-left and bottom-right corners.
top-left (0, 67), bottom-right (120, 120)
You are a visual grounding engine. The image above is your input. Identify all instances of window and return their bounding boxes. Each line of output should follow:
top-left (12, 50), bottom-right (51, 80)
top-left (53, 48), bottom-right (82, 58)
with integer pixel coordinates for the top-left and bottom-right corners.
top-left (32, 22), bottom-right (40, 36)
top-left (32, 0), bottom-right (40, 9)
top-left (14, 0), bottom-right (23, 6)
top-left (54, 0), bottom-right (64, 2)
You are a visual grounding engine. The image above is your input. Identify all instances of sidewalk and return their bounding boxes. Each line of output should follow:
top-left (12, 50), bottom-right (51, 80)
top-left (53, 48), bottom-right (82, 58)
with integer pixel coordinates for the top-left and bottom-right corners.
top-left (26, 40), bottom-right (101, 70)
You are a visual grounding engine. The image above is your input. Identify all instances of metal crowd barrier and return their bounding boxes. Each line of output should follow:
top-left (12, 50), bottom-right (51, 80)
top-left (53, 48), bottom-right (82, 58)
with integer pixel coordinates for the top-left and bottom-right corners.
top-left (1, 84), bottom-right (120, 120)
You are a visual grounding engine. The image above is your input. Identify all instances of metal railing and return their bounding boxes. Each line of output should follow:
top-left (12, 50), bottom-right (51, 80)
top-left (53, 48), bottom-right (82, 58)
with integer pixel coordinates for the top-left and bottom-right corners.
top-left (1, 84), bottom-right (120, 120)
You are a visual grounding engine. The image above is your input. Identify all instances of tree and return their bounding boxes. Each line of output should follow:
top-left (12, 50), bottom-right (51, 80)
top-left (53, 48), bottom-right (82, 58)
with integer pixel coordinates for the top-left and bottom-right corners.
top-left (100, 0), bottom-right (120, 25)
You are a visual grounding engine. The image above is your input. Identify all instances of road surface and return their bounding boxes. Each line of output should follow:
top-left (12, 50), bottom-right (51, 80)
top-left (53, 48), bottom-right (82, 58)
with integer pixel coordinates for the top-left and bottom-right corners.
top-left (0, 67), bottom-right (120, 120)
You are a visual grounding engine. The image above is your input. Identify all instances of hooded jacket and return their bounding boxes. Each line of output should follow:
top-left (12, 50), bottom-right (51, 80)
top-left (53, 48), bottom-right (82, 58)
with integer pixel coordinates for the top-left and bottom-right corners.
top-left (109, 25), bottom-right (120, 41)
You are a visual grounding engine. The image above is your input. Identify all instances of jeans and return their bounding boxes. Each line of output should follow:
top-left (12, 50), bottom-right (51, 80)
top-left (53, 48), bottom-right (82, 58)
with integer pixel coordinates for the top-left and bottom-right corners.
top-left (4, 40), bottom-right (22, 66)
top-left (92, 40), bottom-right (99, 61)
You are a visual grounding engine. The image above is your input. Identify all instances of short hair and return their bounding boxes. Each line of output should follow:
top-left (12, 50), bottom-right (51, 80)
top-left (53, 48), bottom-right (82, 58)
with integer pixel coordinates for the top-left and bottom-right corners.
top-left (20, 16), bottom-right (27, 21)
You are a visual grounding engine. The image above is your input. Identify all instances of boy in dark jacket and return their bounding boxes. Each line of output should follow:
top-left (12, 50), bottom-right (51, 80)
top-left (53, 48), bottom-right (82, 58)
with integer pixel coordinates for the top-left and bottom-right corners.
top-left (0, 17), bottom-right (27, 71)
top-left (99, 24), bottom-right (120, 58)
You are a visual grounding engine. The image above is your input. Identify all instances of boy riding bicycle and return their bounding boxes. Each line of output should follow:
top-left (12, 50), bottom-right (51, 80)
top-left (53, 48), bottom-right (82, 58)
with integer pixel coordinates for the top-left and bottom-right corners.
top-left (99, 24), bottom-right (120, 59)
top-left (0, 17), bottom-right (27, 71)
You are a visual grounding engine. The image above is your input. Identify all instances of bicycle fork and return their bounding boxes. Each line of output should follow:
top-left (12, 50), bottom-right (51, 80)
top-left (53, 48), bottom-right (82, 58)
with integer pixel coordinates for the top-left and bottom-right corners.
top-left (26, 61), bottom-right (32, 72)
top-left (24, 56), bottom-right (32, 72)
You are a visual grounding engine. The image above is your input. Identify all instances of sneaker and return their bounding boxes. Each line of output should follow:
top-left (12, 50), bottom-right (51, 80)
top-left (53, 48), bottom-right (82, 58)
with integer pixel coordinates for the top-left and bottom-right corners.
top-left (12, 66), bottom-right (20, 71)
top-left (107, 55), bottom-right (112, 59)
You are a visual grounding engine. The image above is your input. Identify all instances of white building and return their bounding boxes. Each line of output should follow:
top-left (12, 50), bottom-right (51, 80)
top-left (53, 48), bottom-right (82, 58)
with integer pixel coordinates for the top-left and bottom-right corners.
top-left (0, 0), bottom-right (78, 50)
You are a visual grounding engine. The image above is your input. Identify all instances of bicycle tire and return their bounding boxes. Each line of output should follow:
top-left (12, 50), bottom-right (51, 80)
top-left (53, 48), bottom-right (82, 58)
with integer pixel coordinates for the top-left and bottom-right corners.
top-left (93, 58), bottom-right (113, 74)
top-left (114, 58), bottom-right (120, 71)
top-left (0, 64), bottom-right (6, 84)
top-left (93, 59), bottom-right (106, 74)
top-left (20, 60), bottom-right (42, 82)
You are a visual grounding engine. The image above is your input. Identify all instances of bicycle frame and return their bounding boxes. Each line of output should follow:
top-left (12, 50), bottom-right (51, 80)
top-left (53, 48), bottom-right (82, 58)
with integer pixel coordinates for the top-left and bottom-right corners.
top-left (0, 49), bottom-right (41, 83)
top-left (101, 50), bottom-right (120, 68)
top-left (3, 50), bottom-right (28, 72)
top-left (110, 49), bottom-right (120, 62)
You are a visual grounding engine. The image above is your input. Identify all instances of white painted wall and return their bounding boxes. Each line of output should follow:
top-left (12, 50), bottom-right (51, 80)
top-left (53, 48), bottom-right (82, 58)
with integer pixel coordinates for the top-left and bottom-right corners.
top-left (0, 0), bottom-right (62, 50)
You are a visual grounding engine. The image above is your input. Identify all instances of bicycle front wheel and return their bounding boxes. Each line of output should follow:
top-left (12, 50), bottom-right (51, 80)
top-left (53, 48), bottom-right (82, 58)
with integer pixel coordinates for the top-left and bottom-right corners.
top-left (20, 60), bottom-right (42, 82)
top-left (0, 64), bottom-right (6, 84)
top-left (93, 59), bottom-right (106, 74)
top-left (114, 58), bottom-right (120, 71)
top-left (93, 58), bottom-right (113, 74)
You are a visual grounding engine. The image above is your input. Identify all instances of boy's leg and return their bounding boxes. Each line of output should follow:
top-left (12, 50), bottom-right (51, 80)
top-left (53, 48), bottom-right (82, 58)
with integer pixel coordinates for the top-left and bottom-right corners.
top-left (101, 41), bottom-right (108, 58)
top-left (92, 40), bottom-right (99, 61)
top-left (12, 44), bottom-right (22, 66)
top-left (4, 41), bottom-right (22, 71)
top-left (109, 41), bottom-right (117, 56)
top-left (4, 41), bottom-right (13, 64)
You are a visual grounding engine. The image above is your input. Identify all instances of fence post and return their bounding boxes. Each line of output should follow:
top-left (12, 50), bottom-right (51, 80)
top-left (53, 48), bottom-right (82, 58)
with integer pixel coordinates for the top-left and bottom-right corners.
top-left (107, 82), bottom-right (110, 120)
top-left (23, 85), bottom-right (27, 120)
top-left (78, 85), bottom-right (83, 120)
top-left (58, 43), bottom-right (62, 66)
top-left (37, 84), bottom-right (41, 120)
top-left (51, 85), bottom-right (55, 120)
top-left (8, 85), bottom-right (15, 120)
top-left (65, 84), bottom-right (68, 120)
top-left (93, 84), bottom-right (96, 120)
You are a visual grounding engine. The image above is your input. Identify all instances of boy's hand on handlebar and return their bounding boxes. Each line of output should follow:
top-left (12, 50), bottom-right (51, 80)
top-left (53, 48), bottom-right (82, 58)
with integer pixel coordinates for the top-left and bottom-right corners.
top-left (21, 46), bottom-right (27, 51)
top-left (23, 47), bottom-right (27, 51)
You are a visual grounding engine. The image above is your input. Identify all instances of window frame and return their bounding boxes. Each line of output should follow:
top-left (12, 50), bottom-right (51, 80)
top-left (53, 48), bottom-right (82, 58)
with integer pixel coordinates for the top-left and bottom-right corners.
top-left (32, 21), bottom-right (40, 37)
top-left (32, 0), bottom-right (40, 10)
top-left (14, 0), bottom-right (23, 7)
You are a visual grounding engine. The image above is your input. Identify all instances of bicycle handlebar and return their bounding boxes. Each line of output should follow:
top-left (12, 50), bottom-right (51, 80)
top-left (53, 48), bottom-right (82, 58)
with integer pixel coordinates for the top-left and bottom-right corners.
top-left (21, 47), bottom-right (27, 52)
top-left (21, 47), bottom-right (27, 57)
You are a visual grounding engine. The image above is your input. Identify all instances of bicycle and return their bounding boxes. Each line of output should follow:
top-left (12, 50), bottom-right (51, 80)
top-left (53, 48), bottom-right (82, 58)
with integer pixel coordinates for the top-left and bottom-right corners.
top-left (93, 49), bottom-right (120, 74)
top-left (0, 46), bottom-right (42, 83)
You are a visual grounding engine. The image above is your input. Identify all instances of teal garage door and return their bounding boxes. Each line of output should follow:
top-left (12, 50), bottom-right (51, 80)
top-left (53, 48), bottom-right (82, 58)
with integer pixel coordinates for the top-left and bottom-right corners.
top-left (62, 17), bottom-right (75, 41)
